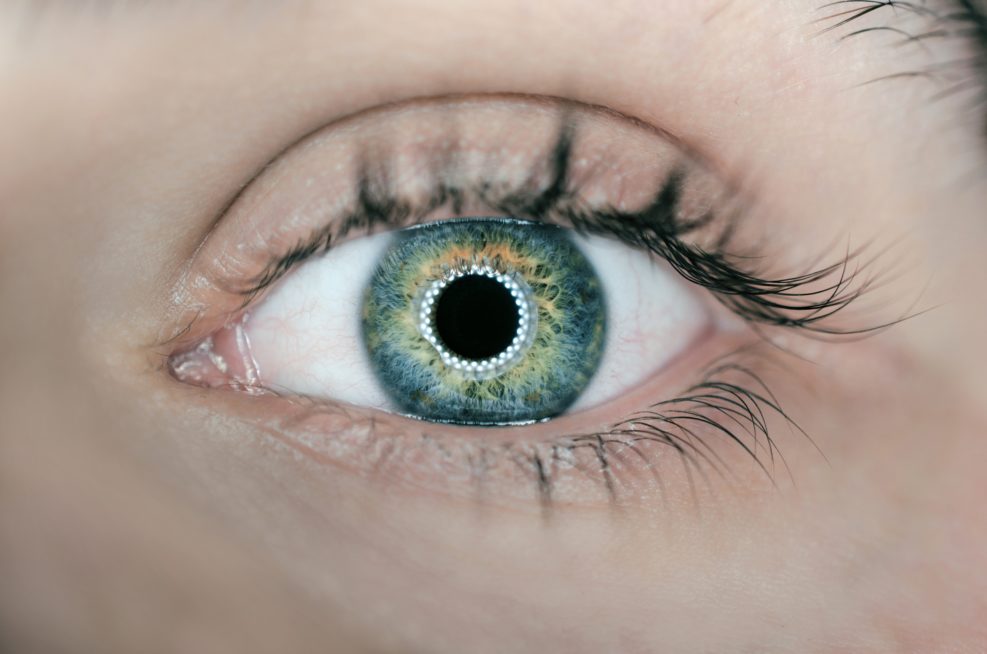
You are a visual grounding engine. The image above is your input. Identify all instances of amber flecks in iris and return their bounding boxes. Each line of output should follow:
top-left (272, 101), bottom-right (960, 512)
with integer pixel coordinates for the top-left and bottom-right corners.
top-left (362, 218), bottom-right (606, 425)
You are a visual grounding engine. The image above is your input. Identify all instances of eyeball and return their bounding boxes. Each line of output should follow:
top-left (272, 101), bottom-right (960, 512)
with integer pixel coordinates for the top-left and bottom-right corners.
top-left (230, 217), bottom-right (710, 425)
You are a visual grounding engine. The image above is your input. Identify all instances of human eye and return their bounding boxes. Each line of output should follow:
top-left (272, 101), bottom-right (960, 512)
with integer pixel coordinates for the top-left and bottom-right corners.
top-left (209, 215), bottom-right (711, 426)
top-left (162, 96), bottom-right (885, 507)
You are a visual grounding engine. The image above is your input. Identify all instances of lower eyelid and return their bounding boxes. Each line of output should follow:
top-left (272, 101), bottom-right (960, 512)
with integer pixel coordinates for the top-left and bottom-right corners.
top-left (167, 326), bottom-right (791, 510)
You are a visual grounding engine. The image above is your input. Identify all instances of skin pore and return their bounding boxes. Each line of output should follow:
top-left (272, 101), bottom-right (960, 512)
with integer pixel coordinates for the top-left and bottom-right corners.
top-left (2, 1), bottom-right (987, 653)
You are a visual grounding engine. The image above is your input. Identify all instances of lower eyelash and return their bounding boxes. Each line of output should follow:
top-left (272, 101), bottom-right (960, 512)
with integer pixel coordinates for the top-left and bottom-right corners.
top-left (496, 352), bottom-right (810, 508)
top-left (252, 345), bottom-right (812, 510)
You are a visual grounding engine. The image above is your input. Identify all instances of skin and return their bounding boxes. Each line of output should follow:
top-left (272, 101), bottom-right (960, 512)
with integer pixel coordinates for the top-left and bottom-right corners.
top-left (2, 1), bottom-right (987, 652)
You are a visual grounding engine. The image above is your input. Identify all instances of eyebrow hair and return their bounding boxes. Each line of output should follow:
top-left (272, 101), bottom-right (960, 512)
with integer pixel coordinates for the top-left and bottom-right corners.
top-left (955, 0), bottom-right (987, 36)
top-left (9, 0), bottom-right (987, 48)
top-left (933, 0), bottom-right (987, 134)
top-left (4, 0), bottom-right (274, 38)
top-left (10, 0), bottom-right (987, 104)
top-left (954, 0), bottom-right (987, 80)
top-left (813, 0), bottom-right (987, 130)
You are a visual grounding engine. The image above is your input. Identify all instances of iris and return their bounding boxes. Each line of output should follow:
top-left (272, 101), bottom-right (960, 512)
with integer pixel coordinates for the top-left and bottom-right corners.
top-left (362, 218), bottom-right (606, 425)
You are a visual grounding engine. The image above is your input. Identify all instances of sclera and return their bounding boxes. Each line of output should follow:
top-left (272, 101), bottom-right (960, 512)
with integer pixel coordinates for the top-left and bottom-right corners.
top-left (242, 226), bottom-right (710, 418)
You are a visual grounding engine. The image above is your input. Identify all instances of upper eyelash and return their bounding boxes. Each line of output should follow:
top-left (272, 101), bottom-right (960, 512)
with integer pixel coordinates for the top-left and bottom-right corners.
top-left (497, 127), bottom-right (895, 335)
top-left (241, 119), bottom-right (887, 335)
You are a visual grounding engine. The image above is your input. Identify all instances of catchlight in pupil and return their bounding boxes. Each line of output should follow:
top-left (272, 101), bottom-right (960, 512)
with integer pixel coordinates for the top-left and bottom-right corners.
top-left (434, 274), bottom-right (521, 361)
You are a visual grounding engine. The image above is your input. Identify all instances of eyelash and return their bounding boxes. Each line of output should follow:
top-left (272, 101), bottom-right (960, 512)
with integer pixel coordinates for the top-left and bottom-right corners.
top-left (518, 356), bottom-right (806, 506)
top-left (242, 121), bottom-right (882, 335)
top-left (270, 344), bottom-right (807, 507)
top-left (209, 113), bottom-right (897, 507)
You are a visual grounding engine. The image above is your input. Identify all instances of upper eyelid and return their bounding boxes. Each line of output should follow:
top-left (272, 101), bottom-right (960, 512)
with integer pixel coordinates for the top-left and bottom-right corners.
top-left (233, 117), bottom-right (891, 338)
top-left (202, 97), bottom-right (698, 295)
top-left (163, 87), bottom-right (925, 358)
top-left (156, 96), bottom-right (673, 346)
top-left (228, 115), bottom-right (690, 299)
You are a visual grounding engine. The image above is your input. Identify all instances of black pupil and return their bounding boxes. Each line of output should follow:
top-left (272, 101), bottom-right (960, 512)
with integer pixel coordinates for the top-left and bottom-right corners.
top-left (434, 274), bottom-right (520, 361)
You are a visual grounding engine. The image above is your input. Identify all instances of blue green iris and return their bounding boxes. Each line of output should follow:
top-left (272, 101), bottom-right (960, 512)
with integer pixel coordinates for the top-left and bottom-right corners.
top-left (362, 218), bottom-right (606, 425)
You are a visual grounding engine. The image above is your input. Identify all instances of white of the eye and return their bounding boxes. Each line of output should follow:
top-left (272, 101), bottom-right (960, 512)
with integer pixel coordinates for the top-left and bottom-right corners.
top-left (246, 233), bottom-right (394, 409)
top-left (567, 234), bottom-right (710, 411)
top-left (245, 230), bottom-right (711, 414)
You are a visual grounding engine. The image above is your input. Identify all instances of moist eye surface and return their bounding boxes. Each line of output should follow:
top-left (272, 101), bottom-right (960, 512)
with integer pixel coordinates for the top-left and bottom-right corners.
top-left (361, 217), bottom-right (606, 425)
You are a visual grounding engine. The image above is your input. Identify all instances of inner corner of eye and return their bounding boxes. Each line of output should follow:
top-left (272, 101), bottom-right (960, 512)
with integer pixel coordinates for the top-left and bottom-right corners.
top-left (211, 216), bottom-right (712, 428)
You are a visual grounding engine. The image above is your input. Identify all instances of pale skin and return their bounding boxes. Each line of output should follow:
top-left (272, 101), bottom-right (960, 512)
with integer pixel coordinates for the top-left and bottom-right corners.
top-left (2, 1), bottom-right (987, 653)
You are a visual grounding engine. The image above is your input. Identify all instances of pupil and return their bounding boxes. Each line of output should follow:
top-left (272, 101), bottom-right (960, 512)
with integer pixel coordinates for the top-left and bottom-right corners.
top-left (434, 274), bottom-right (520, 361)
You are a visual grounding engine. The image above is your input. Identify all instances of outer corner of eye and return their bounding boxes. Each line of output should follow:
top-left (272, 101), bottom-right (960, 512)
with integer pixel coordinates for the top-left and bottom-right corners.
top-left (174, 216), bottom-right (718, 429)
top-left (566, 232), bottom-right (713, 413)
